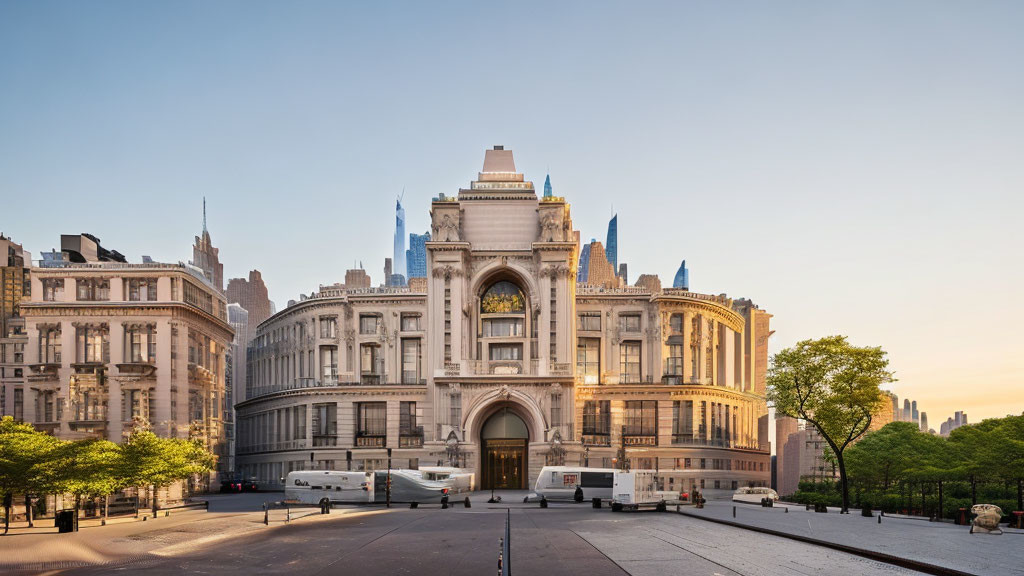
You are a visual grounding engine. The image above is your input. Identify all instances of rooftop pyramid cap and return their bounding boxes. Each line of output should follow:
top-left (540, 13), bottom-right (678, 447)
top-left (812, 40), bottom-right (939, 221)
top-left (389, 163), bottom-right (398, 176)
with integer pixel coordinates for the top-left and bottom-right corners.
top-left (482, 145), bottom-right (516, 173)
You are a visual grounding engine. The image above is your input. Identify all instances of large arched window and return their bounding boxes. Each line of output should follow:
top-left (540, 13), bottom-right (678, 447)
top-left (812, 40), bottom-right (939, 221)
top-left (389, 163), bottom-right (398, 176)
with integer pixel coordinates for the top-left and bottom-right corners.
top-left (480, 281), bottom-right (525, 314)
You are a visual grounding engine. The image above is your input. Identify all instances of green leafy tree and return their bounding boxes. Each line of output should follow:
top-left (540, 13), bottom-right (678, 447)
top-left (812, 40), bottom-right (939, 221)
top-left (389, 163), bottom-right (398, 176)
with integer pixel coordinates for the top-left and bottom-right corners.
top-left (767, 335), bottom-right (893, 513)
top-left (117, 431), bottom-right (216, 515)
top-left (48, 439), bottom-right (121, 521)
top-left (0, 417), bottom-right (62, 534)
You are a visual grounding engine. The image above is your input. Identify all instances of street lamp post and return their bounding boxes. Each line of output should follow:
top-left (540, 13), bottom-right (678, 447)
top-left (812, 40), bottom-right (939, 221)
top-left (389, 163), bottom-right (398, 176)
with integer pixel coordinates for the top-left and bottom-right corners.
top-left (386, 448), bottom-right (392, 508)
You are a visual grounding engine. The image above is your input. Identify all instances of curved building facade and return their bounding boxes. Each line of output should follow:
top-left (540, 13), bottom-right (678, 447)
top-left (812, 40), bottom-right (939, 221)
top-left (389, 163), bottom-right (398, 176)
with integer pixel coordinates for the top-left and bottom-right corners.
top-left (236, 147), bottom-right (772, 498)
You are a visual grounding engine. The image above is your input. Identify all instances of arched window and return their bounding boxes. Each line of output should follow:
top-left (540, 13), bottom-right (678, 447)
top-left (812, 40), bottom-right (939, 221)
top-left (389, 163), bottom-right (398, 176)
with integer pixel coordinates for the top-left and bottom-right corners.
top-left (480, 281), bottom-right (525, 314)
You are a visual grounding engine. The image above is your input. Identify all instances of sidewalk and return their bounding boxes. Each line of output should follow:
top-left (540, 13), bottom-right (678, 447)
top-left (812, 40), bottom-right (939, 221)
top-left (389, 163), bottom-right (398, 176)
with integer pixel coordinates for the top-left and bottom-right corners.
top-left (0, 497), bottom-right (362, 573)
top-left (681, 500), bottom-right (1024, 576)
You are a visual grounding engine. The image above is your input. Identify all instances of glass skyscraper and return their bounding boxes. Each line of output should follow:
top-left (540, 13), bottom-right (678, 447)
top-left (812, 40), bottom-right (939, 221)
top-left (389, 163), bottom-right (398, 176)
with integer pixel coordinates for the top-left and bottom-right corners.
top-left (543, 174), bottom-right (553, 198)
top-left (606, 214), bottom-right (618, 272)
top-left (578, 239), bottom-right (593, 283)
top-left (673, 260), bottom-right (689, 289)
top-left (394, 197), bottom-right (406, 279)
top-left (406, 231), bottom-right (430, 279)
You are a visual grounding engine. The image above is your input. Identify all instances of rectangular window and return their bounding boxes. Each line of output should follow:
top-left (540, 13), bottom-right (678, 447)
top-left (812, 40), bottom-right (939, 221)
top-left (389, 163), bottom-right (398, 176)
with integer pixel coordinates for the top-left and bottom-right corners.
top-left (182, 280), bottom-right (213, 314)
top-left (14, 388), bottom-right (23, 420)
top-left (360, 344), bottom-right (381, 378)
top-left (400, 314), bottom-right (420, 331)
top-left (320, 346), bottom-right (338, 380)
top-left (125, 278), bottom-right (159, 301)
top-left (672, 400), bottom-right (693, 443)
top-left (550, 390), bottom-right (562, 428)
top-left (76, 325), bottom-right (109, 363)
top-left (320, 316), bottom-right (337, 338)
top-left (669, 314), bottom-right (683, 334)
top-left (624, 400), bottom-right (657, 437)
top-left (42, 279), bottom-right (64, 302)
top-left (450, 389), bottom-right (461, 429)
top-left (399, 401), bottom-right (420, 435)
top-left (666, 344), bottom-right (684, 376)
top-left (357, 402), bottom-right (386, 437)
top-left (359, 315), bottom-right (380, 335)
top-left (76, 278), bottom-right (110, 301)
top-left (488, 343), bottom-right (522, 361)
top-left (482, 318), bottom-right (524, 338)
top-left (401, 339), bottom-right (420, 384)
top-left (124, 324), bottom-right (157, 363)
top-left (576, 338), bottom-right (600, 383)
top-left (313, 403), bottom-right (337, 446)
top-left (619, 341), bottom-right (641, 383)
top-left (40, 327), bottom-right (62, 364)
top-left (619, 313), bottom-right (641, 332)
top-left (576, 313), bottom-right (600, 331)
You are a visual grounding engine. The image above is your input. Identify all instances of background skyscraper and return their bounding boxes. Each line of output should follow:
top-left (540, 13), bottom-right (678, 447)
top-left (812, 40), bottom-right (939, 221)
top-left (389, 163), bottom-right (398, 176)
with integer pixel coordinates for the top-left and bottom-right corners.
top-left (405, 231), bottom-right (430, 279)
top-left (673, 260), bottom-right (689, 289)
top-left (606, 214), bottom-right (618, 272)
top-left (911, 400), bottom-right (919, 423)
top-left (578, 239), bottom-right (593, 283)
top-left (903, 399), bottom-right (911, 421)
top-left (543, 174), bottom-right (553, 198)
top-left (393, 197), bottom-right (406, 280)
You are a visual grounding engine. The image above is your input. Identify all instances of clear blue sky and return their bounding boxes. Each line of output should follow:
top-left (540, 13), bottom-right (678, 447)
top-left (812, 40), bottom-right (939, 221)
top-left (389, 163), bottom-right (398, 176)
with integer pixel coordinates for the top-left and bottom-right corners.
top-left (2, 1), bottom-right (1022, 423)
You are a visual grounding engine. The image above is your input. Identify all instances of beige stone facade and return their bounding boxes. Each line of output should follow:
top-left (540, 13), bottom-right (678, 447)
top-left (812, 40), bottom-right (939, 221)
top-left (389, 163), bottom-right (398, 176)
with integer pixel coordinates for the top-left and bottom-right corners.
top-left (236, 147), bottom-right (772, 498)
top-left (15, 259), bottom-right (233, 476)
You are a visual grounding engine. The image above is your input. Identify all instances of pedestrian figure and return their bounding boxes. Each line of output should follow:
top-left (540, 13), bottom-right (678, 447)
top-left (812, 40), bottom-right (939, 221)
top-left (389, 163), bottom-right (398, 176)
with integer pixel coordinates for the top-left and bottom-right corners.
top-left (574, 486), bottom-right (584, 503)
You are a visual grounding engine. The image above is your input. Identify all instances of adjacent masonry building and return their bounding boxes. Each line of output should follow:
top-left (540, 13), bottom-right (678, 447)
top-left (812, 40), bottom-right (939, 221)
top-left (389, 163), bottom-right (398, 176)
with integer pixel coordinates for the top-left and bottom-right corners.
top-left (236, 147), bottom-right (773, 497)
top-left (11, 233), bottom-right (233, 482)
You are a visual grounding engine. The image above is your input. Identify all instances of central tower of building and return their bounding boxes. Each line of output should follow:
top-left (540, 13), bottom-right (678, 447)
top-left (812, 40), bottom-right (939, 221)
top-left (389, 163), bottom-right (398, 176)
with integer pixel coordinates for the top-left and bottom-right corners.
top-left (425, 146), bottom-right (577, 489)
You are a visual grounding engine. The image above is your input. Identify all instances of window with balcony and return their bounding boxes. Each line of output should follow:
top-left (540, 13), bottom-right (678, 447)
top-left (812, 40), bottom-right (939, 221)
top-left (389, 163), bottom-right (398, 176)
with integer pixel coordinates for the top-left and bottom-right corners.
top-left (401, 338), bottom-right (420, 384)
top-left (359, 315), bottom-right (380, 335)
top-left (76, 278), bottom-right (109, 301)
top-left (619, 313), bottom-right (641, 333)
top-left (76, 325), bottom-right (109, 363)
top-left (360, 344), bottom-right (382, 384)
top-left (356, 402), bottom-right (386, 446)
top-left (125, 278), bottom-right (158, 301)
top-left (672, 400), bottom-right (694, 443)
top-left (42, 279), bottom-right (64, 301)
top-left (320, 316), bottom-right (337, 338)
top-left (624, 400), bottom-right (657, 445)
top-left (313, 403), bottom-right (337, 446)
top-left (40, 327), bottom-right (61, 364)
top-left (124, 324), bottom-right (157, 363)
top-left (582, 400), bottom-right (610, 445)
top-left (576, 338), bottom-right (600, 384)
top-left (665, 343), bottom-right (684, 378)
top-left (400, 314), bottom-right (420, 331)
top-left (577, 312), bottom-right (600, 332)
top-left (320, 346), bottom-right (338, 381)
top-left (619, 341), bottom-right (641, 383)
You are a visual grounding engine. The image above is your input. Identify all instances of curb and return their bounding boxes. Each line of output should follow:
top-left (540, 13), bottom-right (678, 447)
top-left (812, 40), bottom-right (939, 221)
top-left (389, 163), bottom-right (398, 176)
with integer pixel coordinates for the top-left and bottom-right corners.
top-left (676, 509), bottom-right (976, 576)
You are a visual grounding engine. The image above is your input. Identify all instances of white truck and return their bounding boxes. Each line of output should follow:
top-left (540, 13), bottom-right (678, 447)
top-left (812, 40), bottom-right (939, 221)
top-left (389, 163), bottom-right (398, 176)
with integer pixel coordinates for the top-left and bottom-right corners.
top-left (611, 470), bottom-right (666, 511)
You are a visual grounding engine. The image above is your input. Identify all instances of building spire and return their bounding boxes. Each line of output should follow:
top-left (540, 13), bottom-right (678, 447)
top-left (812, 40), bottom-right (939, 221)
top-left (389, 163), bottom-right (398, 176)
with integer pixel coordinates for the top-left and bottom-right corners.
top-left (202, 197), bottom-right (208, 234)
top-left (543, 174), bottom-right (553, 197)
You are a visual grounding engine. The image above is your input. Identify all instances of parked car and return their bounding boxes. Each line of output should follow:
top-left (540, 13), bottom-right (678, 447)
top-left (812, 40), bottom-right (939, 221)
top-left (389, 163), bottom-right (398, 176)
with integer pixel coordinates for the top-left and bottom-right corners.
top-left (220, 477), bottom-right (259, 493)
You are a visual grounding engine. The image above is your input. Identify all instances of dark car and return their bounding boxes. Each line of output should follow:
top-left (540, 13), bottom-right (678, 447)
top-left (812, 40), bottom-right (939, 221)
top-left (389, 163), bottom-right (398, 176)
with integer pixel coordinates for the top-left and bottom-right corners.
top-left (219, 477), bottom-right (259, 493)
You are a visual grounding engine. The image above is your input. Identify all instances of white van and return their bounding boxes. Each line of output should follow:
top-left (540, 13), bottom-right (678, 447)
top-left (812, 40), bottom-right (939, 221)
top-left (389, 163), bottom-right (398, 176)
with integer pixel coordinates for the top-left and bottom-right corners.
top-left (284, 471), bottom-right (374, 506)
top-left (732, 486), bottom-right (779, 504)
top-left (529, 466), bottom-right (616, 501)
top-left (612, 470), bottom-right (665, 511)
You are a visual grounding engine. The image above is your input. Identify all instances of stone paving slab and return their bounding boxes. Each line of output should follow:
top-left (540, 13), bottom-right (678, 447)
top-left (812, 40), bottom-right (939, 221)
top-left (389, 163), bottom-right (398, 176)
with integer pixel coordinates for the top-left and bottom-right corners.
top-left (682, 501), bottom-right (1024, 576)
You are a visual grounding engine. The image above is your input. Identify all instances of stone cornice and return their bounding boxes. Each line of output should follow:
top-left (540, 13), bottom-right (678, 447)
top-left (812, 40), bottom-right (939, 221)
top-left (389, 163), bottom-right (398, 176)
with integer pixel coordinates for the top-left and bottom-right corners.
top-left (236, 385), bottom-right (429, 409)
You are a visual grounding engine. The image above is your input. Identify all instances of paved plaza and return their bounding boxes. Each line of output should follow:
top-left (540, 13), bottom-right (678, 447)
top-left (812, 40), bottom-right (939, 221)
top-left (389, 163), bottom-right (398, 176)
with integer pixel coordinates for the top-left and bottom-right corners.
top-left (0, 492), bottom-right (940, 576)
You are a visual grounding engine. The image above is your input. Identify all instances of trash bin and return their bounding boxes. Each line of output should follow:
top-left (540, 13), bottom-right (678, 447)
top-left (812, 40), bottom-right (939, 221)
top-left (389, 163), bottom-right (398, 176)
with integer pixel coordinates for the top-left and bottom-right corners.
top-left (55, 510), bottom-right (78, 533)
top-left (956, 507), bottom-right (968, 525)
top-left (592, 498), bottom-right (602, 509)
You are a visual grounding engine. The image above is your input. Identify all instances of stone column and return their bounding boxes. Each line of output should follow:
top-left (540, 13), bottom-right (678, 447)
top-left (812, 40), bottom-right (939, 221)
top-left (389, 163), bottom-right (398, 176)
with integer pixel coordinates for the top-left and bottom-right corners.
top-left (538, 273), bottom-right (551, 376)
top-left (107, 321), bottom-right (125, 441)
top-left (682, 311), bottom-right (693, 382)
top-left (451, 272), bottom-right (464, 368)
top-left (722, 327), bottom-right (735, 389)
top-left (711, 323), bottom-right (719, 386)
top-left (697, 317), bottom-right (707, 384)
top-left (109, 276), bottom-right (124, 302)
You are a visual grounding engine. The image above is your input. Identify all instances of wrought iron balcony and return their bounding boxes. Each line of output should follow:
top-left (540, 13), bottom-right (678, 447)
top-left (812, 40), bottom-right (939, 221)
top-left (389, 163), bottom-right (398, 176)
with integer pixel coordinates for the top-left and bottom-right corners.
top-left (355, 434), bottom-right (386, 448)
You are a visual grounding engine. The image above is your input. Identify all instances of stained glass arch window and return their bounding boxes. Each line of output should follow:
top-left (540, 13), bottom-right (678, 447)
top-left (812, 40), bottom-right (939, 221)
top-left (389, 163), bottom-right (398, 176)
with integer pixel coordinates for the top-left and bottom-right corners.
top-left (480, 281), bottom-right (525, 314)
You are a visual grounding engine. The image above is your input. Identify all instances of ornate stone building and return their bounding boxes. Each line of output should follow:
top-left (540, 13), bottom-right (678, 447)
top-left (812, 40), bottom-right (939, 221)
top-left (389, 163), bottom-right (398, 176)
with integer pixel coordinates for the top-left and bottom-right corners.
top-left (236, 147), bottom-right (772, 498)
top-left (16, 234), bottom-right (233, 481)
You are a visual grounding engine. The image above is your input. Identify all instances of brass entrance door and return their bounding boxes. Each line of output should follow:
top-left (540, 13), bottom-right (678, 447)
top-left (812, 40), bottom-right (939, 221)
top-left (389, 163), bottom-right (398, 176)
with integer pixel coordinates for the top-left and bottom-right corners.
top-left (482, 439), bottom-right (527, 490)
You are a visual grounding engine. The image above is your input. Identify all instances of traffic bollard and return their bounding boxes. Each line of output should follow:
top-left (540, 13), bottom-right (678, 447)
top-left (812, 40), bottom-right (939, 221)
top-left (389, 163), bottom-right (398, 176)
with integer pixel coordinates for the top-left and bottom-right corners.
top-left (263, 503), bottom-right (269, 525)
top-left (733, 506), bottom-right (736, 518)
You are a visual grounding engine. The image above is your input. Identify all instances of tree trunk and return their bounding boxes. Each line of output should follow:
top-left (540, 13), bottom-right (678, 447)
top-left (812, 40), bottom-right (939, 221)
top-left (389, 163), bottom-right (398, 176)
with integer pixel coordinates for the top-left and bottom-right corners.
top-left (24, 495), bottom-right (32, 528)
top-left (3, 491), bottom-right (10, 535)
top-left (971, 475), bottom-right (977, 505)
top-left (103, 494), bottom-right (109, 526)
top-left (1017, 478), bottom-right (1022, 513)
top-left (938, 481), bottom-right (944, 520)
top-left (836, 451), bottom-right (850, 513)
top-left (921, 484), bottom-right (926, 517)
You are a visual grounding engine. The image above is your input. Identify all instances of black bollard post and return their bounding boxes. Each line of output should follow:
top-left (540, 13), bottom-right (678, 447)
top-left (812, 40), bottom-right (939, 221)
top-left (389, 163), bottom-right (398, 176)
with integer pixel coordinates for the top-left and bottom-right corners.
top-left (733, 506), bottom-right (736, 518)
top-left (540, 497), bottom-right (548, 508)
top-left (464, 497), bottom-right (471, 508)
top-left (263, 503), bottom-right (269, 525)
top-left (410, 502), bottom-right (418, 509)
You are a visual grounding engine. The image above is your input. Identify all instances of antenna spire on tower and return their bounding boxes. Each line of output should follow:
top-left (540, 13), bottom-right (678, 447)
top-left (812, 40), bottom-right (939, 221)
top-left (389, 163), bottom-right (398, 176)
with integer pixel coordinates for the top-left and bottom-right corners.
top-left (203, 197), bottom-right (208, 233)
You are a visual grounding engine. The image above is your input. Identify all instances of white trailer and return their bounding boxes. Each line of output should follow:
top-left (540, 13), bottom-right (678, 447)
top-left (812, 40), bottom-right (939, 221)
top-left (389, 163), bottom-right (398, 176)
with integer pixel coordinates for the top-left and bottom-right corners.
top-left (528, 466), bottom-right (616, 501)
top-left (284, 471), bottom-right (374, 507)
top-left (611, 470), bottom-right (665, 511)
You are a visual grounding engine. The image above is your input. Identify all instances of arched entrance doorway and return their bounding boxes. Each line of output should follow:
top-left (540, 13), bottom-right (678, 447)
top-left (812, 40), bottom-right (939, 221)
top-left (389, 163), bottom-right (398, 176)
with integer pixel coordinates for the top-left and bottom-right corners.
top-left (480, 407), bottom-right (529, 490)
